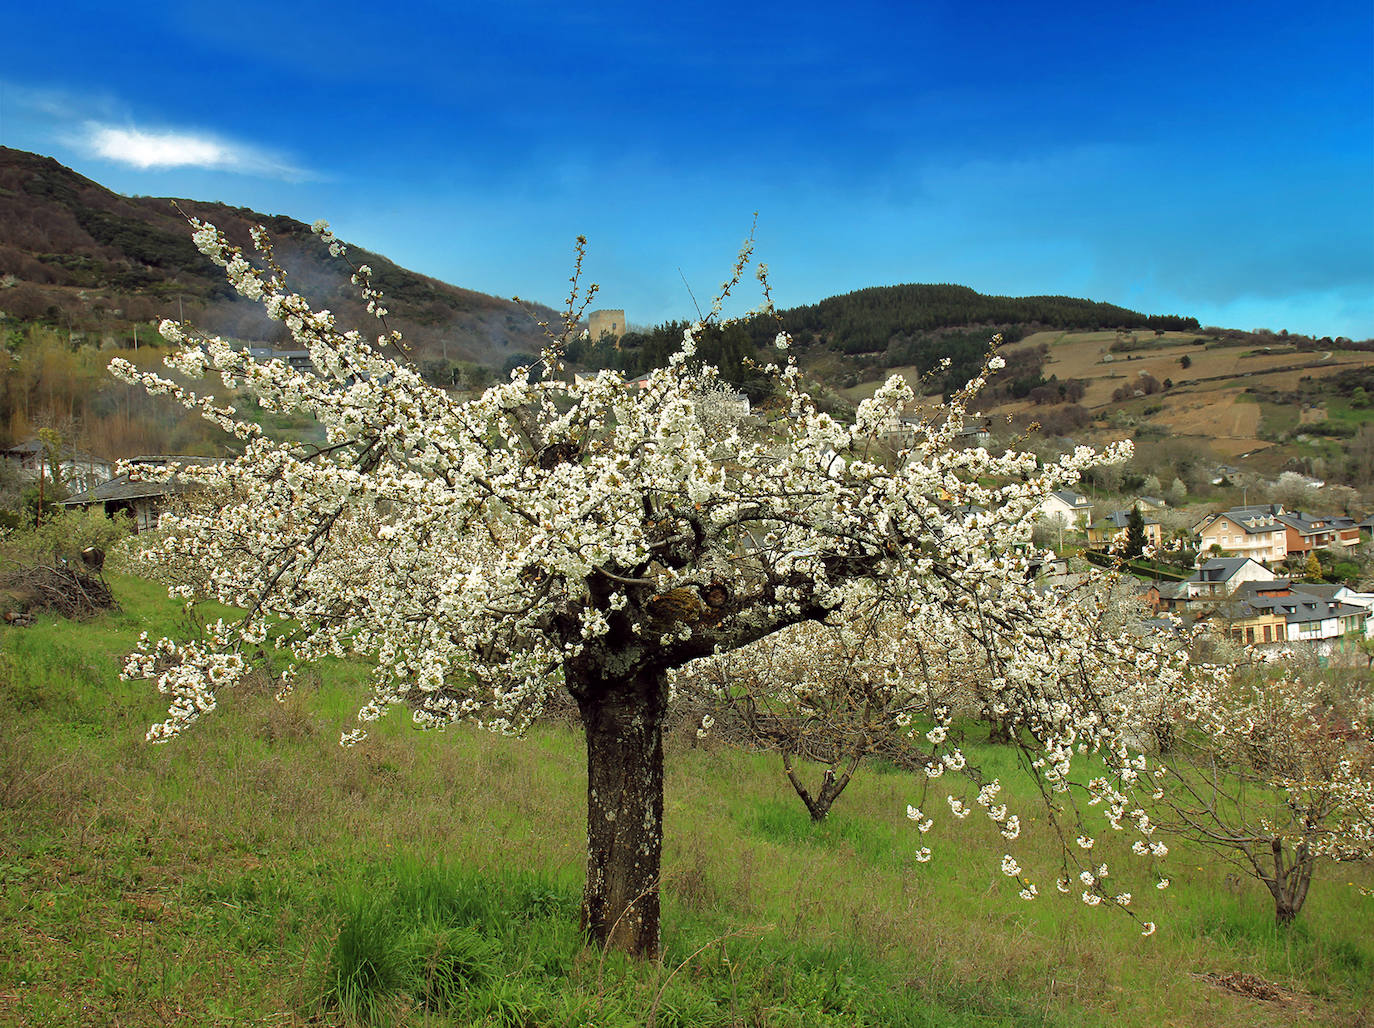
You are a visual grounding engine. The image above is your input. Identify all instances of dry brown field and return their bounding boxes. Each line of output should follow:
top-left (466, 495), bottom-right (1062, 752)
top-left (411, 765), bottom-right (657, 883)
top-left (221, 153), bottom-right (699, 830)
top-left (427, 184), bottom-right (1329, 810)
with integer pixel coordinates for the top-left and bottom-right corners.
top-left (984, 331), bottom-right (1374, 454)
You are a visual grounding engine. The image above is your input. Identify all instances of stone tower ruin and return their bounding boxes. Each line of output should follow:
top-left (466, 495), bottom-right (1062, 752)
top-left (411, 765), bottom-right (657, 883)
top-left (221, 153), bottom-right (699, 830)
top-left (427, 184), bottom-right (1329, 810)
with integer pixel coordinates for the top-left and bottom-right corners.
top-left (588, 309), bottom-right (626, 344)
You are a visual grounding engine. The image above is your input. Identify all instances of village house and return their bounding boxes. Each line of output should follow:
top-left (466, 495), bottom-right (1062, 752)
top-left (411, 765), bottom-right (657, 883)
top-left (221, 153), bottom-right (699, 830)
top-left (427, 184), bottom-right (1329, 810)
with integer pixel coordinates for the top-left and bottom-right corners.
top-left (1206, 596), bottom-right (1292, 646)
top-left (1154, 570), bottom-right (1369, 649)
top-left (60, 455), bottom-right (224, 533)
top-left (1194, 505), bottom-right (1288, 564)
top-left (1036, 489), bottom-right (1094, 529)
top-left (0, 439), bottom-right (114, 493)
top-left (1142, 579), bottom-right (1189, 613)
top-left (1284, 583), bottom-right (1374, 637)
top-left (1273, 511), bottom-right (1361, 555)
top-left (950, 417), bottom-right (994, 448)
top-left (1249, 591), bottom-right (1369, 644)
top-left (1086, 508), bottom-right (1163, 550)
top-left (242, 347), bottom-right (315, 374)
top-left (1180, 556), bottom-right (1280, 599)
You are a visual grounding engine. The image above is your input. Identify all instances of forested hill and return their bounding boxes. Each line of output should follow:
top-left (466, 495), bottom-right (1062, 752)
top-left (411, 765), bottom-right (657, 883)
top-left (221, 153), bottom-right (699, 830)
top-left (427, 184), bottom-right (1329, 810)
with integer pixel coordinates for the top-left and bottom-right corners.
top-left (0, 147), bottom-right (557, 378)
top-left (564, 283), bottom-right (1199, 400)
top-left (783, 283), bottom-right (1198, 350)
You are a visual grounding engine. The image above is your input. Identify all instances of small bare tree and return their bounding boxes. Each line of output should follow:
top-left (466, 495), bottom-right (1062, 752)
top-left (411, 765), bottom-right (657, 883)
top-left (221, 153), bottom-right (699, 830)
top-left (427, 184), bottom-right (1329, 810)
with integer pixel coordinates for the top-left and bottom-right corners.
top-left (1153, 665), bottom-right (1374, 925)
top-left (1031, 511), bottom-right (1069, 552)
top-left (680, 610), bottom-right (960, 821)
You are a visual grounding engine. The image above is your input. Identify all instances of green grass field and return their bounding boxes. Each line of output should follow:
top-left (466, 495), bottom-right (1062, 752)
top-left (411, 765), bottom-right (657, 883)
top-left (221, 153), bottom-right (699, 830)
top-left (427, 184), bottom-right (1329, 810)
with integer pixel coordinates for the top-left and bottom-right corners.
top-left (1, 574), bottom-right (1371, 1026)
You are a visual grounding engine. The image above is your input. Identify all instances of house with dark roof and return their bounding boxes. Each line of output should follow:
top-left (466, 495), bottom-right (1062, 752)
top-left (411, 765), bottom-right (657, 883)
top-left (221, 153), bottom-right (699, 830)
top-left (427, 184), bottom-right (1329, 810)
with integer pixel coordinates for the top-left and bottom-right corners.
top-left (1086, 509), bottom-right (1163, 549)
top-left (1256, 593), bottom-right (1367, 643)
top-left (1205, 596), bottom-right (1293, 646)
top-left (1195, 506), bottom-right (1288, 564)
top-left (1154, 554), bottom-right (1369, 648)
top-left (1286, 583), bottom-right (1374, 637)
top-left (1192, 504), bottom-right (1285, 535)
top-left (1198, 575), bottom-right (1368, 646)
top-left (1181, 557), bottom-right (1280, 599)
top-left (241, 347), bottom-right (315, 374)
top-left (1273, 511), bottom-right (1361, 554)
top-left (1143, 579), bottom-right (1190, 613)
top-left (60, 455), bottom-right (224, 533)
top-left (0, 439), bottom-right (113, 493)
top-left (951, 417), bottom-right (994, 448)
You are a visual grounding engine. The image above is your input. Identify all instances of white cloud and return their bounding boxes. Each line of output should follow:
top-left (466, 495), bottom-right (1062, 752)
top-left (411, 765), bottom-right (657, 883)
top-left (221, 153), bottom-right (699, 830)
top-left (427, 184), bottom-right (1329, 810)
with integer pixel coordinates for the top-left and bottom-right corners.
top-left (77, 122), bottom-right (311, 181)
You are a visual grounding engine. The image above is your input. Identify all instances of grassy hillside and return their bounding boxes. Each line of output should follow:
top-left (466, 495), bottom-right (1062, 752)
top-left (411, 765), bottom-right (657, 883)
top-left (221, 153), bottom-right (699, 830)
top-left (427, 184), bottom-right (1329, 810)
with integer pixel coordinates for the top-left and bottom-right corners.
top-left (1, 575), bottom-right (1371, 1026)
top-left (0, 147), bottom-right (558, 373)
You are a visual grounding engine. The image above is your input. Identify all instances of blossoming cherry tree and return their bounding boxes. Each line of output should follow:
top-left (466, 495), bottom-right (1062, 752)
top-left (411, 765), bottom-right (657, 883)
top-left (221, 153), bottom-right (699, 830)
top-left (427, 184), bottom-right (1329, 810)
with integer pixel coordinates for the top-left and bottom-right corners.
top-left (118, 218), bottom-right (1201, 956)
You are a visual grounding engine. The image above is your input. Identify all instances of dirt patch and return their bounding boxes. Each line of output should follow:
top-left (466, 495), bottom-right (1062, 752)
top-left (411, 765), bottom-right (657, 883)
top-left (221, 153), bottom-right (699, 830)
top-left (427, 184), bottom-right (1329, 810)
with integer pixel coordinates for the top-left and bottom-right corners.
top-left (1161, 394), bottom-right (1260, 440)
top-left (1193, 971), bottom-right (1291, 1003)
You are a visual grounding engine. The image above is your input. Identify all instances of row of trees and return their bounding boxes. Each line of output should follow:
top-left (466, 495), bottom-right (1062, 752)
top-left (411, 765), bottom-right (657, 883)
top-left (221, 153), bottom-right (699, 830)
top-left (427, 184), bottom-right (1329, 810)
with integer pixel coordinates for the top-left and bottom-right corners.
top-left (0, 325), bottom-right (231, 457)
top-left (781, 284), bottom-right (1197, 343)
top-left (563, 285), bottom-right (1199, 405)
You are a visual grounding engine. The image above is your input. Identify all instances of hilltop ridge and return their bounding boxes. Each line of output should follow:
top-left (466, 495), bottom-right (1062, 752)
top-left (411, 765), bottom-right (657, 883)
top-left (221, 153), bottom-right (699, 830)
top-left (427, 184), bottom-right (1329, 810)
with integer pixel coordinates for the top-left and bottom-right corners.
top-left (0, 147), bottom-right (558, 376)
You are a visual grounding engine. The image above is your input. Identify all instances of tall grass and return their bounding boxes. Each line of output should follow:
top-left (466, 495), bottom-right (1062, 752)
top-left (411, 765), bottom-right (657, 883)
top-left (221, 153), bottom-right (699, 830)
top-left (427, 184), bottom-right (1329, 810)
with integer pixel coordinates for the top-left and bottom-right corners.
top-left (1, 573), bottom-right (1371, 1025)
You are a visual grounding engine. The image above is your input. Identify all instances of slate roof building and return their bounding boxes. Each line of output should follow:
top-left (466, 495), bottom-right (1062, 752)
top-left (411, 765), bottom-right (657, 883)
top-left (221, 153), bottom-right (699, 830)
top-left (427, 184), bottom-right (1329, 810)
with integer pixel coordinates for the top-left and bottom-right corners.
top-left (1181, 557), bottom-right (1280, 599)
top-left (0, 439), bottom-right (114, 493)
top-left (241, 347), bottom-right (315, 374)
top-left (60, 455), bottom-right (224, 533)
top-left (1086, 509), bottom-right (1163, 549)
top-left (1273, 511), bottom-right (1361, 554)
top-left (1194, 506), bottom-right (1288, 564)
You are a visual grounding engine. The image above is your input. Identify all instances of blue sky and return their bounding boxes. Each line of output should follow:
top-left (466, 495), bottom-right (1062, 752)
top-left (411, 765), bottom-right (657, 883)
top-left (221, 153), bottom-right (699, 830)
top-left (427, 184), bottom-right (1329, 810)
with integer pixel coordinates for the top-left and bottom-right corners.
top-left (3, 0), bottom-right (1371, 338)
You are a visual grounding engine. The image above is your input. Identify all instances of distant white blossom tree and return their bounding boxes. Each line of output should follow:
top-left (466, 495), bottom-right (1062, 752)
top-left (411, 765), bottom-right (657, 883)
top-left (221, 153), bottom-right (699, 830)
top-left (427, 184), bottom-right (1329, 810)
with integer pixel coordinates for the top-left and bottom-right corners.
top-left (1167, 476), bottom-right (1188, 507)
top-left (117, 218), bottom-right (1215, 956)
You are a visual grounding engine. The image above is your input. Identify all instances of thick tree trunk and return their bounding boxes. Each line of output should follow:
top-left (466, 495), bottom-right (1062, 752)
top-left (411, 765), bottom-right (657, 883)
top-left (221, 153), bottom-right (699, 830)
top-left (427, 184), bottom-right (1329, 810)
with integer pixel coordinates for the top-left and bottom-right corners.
top-left (1263, 838), bottom-right (1312, 928)
top-left (571, 668), bottom-right (667, 959)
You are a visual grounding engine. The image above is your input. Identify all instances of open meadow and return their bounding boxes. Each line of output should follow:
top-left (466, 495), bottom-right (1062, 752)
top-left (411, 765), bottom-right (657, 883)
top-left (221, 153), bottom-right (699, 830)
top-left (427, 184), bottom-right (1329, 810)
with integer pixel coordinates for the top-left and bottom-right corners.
top-left (1, 574), bottom-right (1372, 1027)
